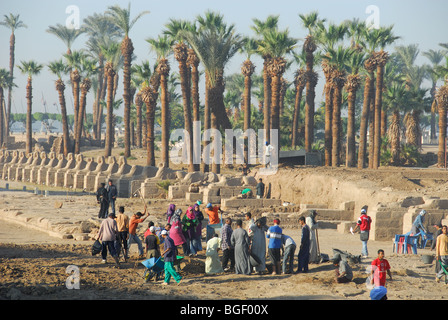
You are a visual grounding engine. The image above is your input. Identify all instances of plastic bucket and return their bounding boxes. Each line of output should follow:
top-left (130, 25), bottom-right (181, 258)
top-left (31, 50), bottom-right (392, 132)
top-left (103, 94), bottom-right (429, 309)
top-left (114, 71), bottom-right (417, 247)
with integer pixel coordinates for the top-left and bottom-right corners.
top-left (422, 254), bottom-right (434, 264)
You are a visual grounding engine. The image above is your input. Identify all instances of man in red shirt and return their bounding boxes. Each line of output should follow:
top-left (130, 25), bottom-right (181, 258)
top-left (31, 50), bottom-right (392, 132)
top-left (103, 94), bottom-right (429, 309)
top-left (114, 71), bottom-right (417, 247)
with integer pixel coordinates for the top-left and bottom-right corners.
top-left (353, 207), bottom-right (372, 258)
top-left (127, 205), bottom-right (149, 259)
top-left (371, 249), bottom-right (392, 287)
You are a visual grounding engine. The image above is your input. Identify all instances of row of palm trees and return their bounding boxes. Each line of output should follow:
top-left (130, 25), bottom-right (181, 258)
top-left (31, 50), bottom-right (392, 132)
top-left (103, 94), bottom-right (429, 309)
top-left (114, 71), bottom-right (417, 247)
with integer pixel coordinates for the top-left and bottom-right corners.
top-left (1, 7), bottom-right (448, 173)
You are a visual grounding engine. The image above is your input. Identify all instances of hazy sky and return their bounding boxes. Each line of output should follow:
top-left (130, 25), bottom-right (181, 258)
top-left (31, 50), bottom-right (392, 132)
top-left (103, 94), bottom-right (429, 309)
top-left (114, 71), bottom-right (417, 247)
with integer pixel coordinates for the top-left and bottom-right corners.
top-left (0, 0), bottom-right (447, 116)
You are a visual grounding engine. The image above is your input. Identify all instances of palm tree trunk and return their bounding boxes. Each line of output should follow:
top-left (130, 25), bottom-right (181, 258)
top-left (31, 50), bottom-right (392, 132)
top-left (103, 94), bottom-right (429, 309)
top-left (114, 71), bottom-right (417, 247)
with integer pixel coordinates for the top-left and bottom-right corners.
top-left (104, 64), bottom-right (115, 157)
top-left (202, 73), bottom-right (210, 173)
top-left (6, 32), bottom-right (15, 138)
top-left (373, 52), bottom-right (388, 169)
top-left (75, 79), bottom-right (91, 154)
top-left (242, 59), bottom-right (254, 164)
top-left (135, 91), bottom-right (143, 148)
top-left (292, 72), bottom-right (305, 148)
top-left (175, 44), bottom-right (194, 172)
top-left (25, 77), bottom-right (33, 155)
top-left (358, 72), bottom-right (373, 168)
top-left (145, 99), bottom-right (155, 166)
top-left (332, 80), bottom-right (343, 167)
top-left (56, 79), bottom-right (70, 157)
top-left (122, 36), bottom-right (133, 158)
top-left (389, 109), bottom-right (401, 165)
top-left (157, 60), bottom-right (170, 168)
top-left (324, 81), bottom-right (333, 167)
top-left (71, 70), bottom-right (80, 139)
top-left (346, 87), bottom-right (356, 167)
top-left (437, 85), bottom-right (448, 167)
top-left (263, 56), bottom-right (271, 143)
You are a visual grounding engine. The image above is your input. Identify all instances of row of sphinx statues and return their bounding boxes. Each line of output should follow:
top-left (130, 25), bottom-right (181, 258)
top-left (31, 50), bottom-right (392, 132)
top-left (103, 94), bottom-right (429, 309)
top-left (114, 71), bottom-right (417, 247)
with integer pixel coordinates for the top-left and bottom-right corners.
top-left (0, 150), bottom-right (182, 198)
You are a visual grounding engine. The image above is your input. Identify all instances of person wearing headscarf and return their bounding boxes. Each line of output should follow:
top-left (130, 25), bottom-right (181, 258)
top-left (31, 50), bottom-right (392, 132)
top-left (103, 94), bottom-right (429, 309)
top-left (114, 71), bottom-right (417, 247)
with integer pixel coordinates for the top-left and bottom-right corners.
top-left (306, 210), bottom-right (320, 264)
top-left (166, 204), bottom-right (176, 224)
top-left (192, 203), bottom-right (204, 252)
top-left (169, 208), bottom-right (188, 255)
top-left (182, 206), bottom-right (199, 256)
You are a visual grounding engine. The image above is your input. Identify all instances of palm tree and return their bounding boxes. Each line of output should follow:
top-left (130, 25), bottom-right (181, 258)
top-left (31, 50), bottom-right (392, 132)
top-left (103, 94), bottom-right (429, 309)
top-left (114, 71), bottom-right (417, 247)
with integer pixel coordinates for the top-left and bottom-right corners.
top-left (147, 35), bottom-right (173, 168)
top-left (48, 60), bottom-right (71, 156)
top-left (164, 19), bottom-right (195, 171)
top-left (0, 69), bottom-right (11, 146)
top-left (423, 49), bottom-right (445, 143)
top-left (0, 14), bottom-right (27, 137)
top-left (251, 15), bottom-right (279, 143)
top-left (372, 26), bottom-right (399, 169)
top-left (257, 28), bottom-right (296, 147)
top-left (131, 61), bottom-right (152, 149)
top-left (357, 26), bottom-right (382, 168)
top-left (18, 61), bottom-right (43, 154)
top-left (291, 52), bottom-right (306, 148)
top-left (182, 11), bottom-right (243, 174)
top-left (106, 3), bottom-right (149, 158)
top-left (47, 23), bottom-right (83, 55)
top-left (64, 51), bottom-right (88, 139)
top-left (384, 82), bottom-right (408, 165)
top-left (240, 38), bottom-right (257, 163)
top-left (82, 13), bottom-right (123, 141)
top-left (316, 21), bottom-right (347, 166)
top-left (299, 12), bottom-right (324, 152)
top-left (74, 57), bottom-right (97, 154)
top-left (322, 46), bottom-right (353, 167)
top-left (141, 69), bottom-right (160, 167)
top-left (101, 42), bottom-right (121, 157)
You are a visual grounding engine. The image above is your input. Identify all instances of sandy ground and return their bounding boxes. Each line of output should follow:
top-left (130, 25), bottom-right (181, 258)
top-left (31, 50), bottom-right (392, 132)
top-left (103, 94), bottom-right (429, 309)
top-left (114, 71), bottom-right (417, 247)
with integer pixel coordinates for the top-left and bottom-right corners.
top-left (1, 142), bottom-right (448, 308)
top-left (0, 196), bottom-right (445, 302)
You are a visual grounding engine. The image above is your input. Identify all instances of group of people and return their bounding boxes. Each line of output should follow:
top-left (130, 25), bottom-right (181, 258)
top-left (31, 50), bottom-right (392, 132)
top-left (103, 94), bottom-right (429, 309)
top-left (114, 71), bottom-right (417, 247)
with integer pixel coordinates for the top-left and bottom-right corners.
top-left (96, 180), bottom-right (118, 218)
top-left (204, 211), bottom-right (321, 276)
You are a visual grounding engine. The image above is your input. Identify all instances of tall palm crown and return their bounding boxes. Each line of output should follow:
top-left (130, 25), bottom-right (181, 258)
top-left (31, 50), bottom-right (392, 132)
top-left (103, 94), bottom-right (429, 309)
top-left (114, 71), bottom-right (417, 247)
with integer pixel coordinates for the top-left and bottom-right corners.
top-left (46, 24), bottom-right (83, 55)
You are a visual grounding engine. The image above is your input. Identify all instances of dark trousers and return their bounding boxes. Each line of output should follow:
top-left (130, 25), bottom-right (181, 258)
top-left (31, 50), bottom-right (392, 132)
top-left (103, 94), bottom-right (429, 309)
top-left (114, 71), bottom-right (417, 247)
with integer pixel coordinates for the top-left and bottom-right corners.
top-left (297, 245), bottom-right (309, 272)
top-left (115, 231), bottom-right (129, 258)
top-left (222, 248), bottom-right (235, 269)
top-left (98, 200), bottom-right (109, 218)
top-left (101, 240), bottom-right (117, 259)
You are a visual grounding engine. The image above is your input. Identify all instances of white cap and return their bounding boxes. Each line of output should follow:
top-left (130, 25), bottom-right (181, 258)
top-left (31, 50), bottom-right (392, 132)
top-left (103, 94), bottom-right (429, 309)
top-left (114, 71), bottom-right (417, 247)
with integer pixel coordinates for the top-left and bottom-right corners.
top-left (161, 230), bottom-right (168, 235)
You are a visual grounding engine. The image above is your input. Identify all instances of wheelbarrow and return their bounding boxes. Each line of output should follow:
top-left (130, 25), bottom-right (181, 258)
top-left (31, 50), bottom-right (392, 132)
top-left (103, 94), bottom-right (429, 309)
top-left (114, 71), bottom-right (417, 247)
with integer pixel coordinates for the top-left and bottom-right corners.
top-left (141, 257), bottom-right (164, 282)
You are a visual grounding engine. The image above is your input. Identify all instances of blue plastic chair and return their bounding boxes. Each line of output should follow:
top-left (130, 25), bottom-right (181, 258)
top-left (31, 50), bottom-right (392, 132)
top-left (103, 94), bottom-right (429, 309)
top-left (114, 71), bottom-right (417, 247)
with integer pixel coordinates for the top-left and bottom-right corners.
top-left (393, 234), bottom-right (406, 253)
top-left (404, 235), bottom-right (418, 254)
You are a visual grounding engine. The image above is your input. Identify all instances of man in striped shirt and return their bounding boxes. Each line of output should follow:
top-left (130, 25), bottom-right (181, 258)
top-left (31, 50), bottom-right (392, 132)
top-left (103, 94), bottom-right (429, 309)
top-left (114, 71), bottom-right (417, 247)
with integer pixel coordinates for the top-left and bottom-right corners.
top-left (221, 218), bottom-right (235, 272)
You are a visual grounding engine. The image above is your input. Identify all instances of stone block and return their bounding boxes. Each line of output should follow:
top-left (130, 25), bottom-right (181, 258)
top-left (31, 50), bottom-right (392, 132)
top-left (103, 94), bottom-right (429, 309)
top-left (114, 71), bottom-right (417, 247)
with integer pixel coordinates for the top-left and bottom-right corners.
top-left (400, 196), bottom-right (424, 207)
top-left (167, 184), bottom-right (189, 199)
top-left (185, 192), bottom-right (203, 203)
